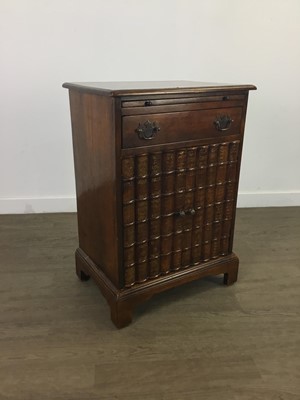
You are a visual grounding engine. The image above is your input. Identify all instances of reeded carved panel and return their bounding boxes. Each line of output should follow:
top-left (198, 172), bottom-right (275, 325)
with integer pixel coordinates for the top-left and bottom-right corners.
top-left (122, 141), bottom-right (240, 287)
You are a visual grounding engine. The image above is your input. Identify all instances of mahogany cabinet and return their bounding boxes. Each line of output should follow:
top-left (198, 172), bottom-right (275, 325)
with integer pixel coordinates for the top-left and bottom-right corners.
top-left (63, 81), bottom-right (256, 328)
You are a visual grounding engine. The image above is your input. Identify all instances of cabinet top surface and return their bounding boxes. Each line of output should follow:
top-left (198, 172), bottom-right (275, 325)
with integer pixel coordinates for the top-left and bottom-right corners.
top-left (62, 80), bottom-right (256, 96)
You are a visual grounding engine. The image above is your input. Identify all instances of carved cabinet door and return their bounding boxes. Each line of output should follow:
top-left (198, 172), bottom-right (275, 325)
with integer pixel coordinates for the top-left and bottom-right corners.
top-left (121, 140), bottom-right (240, 288)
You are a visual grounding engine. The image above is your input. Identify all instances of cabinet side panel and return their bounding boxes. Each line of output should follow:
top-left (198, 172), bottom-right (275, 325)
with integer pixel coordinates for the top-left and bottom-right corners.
top-left (228, 93), bottom-right (249, 253)
top-left (68, 91), bottom-right (120, 287)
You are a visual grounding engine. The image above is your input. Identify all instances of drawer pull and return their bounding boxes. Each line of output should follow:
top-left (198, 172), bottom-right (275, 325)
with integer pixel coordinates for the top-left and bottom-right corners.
top-left (214, 115), bottom-right (233, 131)
top-left (186, 208), bottom-right (196, 215)
top-left (144, 100), bottom-right (153, 106)
top-left (175, 209), bottom-right (196, 217)
top-left (136, 120), bottom-right (160, 140)
top-left (176, 210), bottom-right (186, 217)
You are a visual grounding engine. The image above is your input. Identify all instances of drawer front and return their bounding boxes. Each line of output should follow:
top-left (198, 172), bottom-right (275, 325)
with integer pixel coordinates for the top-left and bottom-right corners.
top-left (122, 107), bottom-right (243, 148)
top-left (122, 140), bottom-right (241, 287)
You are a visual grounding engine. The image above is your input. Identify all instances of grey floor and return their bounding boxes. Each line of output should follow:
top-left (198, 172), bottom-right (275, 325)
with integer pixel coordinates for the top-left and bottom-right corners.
top-left (0, 208), bottom-right (299, 400)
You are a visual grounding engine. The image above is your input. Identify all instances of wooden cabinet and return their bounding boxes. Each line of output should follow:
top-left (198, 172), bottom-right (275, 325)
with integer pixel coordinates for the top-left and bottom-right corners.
top-left (63, 81), bottom-right (256, 328)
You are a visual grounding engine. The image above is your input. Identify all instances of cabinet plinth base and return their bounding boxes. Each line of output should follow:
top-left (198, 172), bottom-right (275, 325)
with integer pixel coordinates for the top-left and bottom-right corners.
top-left (75, 248), bottom-right (239, 329)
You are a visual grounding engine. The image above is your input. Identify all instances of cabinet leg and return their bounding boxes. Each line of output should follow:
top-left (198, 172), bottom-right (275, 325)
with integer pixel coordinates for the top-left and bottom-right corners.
top-left (224, 261), bottom-right (239, 286)
top-left (75, 260), bottom-right (90, 281)
top-left (110, 301), bottom-right (133, 329)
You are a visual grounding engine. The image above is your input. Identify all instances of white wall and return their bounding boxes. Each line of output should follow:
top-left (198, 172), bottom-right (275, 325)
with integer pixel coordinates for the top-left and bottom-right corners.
top-left (1, 0), bottom-right (300, 213)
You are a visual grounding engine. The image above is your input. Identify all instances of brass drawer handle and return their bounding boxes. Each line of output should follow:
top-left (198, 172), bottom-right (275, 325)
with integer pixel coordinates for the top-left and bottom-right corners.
top-left (214, 115), bottom-right (234, 131)
top-left (135, 120), bottom-right (160, 140)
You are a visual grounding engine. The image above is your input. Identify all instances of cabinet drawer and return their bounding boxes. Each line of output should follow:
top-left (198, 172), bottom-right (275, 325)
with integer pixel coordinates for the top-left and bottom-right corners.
top-left (122, 107), bottom-right (244, 149)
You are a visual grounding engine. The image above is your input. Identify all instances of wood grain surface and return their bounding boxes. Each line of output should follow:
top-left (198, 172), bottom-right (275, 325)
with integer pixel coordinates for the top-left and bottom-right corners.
top-left (0, 208), bottom-right (299, 399)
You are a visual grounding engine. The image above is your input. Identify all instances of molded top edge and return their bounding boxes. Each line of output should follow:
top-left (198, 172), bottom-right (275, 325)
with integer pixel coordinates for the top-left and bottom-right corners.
top-left (62, 80), bottom-right (257, 96)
